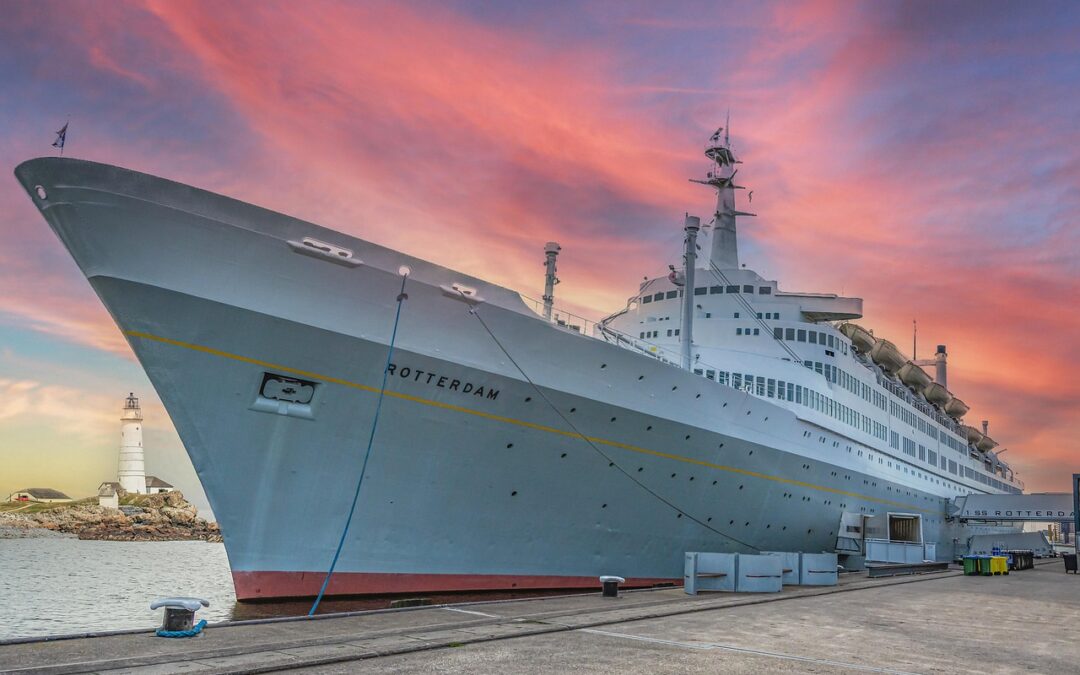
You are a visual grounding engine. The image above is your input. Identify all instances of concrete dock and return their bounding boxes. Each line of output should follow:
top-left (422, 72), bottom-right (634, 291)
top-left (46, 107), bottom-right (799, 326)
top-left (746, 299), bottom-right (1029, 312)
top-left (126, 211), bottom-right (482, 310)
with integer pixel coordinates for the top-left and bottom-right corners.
top-left (3, 560), bottom-right (1078, 674)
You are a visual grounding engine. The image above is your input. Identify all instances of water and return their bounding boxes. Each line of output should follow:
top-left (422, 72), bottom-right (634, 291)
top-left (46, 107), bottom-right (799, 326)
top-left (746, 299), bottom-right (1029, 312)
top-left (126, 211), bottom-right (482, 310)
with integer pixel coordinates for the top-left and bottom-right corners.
top-left (0, 539), bottom-right (591, 641)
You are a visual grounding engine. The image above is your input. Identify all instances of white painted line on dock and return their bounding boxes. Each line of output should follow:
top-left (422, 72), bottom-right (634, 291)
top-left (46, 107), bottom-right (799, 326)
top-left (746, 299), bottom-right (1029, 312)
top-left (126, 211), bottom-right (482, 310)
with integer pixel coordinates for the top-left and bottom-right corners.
top-left (579, 629), bottom-right (924, 675)
top-left (441, 607), bottom-right (501, 618)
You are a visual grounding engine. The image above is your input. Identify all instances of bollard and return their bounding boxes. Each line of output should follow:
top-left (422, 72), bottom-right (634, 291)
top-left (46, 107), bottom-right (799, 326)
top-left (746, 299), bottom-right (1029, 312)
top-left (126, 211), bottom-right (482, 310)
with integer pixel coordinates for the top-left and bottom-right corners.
top-left (151, 597), bottom-right (210, 637)
top-left (599, 575), bottom-right (625, 598)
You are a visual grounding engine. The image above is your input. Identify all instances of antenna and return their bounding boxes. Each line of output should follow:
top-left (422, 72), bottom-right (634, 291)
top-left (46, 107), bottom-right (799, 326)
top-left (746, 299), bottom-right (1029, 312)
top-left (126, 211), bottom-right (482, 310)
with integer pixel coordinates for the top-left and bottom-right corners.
top-left (913, 319), bottom-right (917, 360)
top-left (724, 109), bottom-right (730, 147)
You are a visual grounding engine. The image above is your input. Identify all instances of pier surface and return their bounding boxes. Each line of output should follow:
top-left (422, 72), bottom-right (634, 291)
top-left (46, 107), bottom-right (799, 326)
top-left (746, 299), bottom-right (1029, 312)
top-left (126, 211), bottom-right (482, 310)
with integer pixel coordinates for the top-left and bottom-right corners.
top-left (3, 560), bottom-right (1078, 674)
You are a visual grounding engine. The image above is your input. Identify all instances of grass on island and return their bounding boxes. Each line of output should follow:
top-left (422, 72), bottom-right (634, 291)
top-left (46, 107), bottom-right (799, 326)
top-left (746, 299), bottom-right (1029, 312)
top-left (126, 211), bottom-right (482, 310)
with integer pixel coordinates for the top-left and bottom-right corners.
top-left (0, 497), bottom-right (97, 514)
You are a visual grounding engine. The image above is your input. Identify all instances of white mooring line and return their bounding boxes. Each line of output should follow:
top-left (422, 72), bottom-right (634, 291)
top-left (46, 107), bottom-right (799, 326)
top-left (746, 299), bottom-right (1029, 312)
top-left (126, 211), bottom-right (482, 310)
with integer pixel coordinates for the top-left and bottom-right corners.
top-left (579, 628), bottom-right (924, 675)
top-left (441, 607), bottom-right (502, 619)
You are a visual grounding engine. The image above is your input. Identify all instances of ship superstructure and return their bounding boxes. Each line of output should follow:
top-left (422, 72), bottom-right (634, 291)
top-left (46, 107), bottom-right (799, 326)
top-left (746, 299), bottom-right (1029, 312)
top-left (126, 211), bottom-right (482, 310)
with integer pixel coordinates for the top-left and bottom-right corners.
top-left (599, 127), bottom-right (1020, 499)
top-left (15, 126), bottom-right (1021, 601)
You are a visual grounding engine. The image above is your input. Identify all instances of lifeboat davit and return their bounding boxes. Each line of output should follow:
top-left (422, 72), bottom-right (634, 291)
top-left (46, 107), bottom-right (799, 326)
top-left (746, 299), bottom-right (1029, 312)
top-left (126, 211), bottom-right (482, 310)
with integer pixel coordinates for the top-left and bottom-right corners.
top-left (898, 362), bottom-right (932, 391)
top-left (945, 397), bottom-right (970, 418)
top-left (924, 382), bottom-right (951, 406)
top-left (839, 323), bottom-right (876, 353)
top-left (963, 425), bottom-right (984, 446)
top-left (870, 339), bottom-right (906, 373)
top-left (977, 435), bottom-right (998, 453)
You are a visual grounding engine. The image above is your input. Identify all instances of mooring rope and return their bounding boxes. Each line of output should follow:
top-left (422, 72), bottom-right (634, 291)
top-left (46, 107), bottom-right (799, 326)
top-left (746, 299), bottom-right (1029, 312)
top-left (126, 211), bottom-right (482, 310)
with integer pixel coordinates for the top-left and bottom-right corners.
top-left (465, 302), bottom-right (759, 552)
top-left (156, 619), bottom-right (207, 638)
top-left (309, 271), bottom-right (410, 616)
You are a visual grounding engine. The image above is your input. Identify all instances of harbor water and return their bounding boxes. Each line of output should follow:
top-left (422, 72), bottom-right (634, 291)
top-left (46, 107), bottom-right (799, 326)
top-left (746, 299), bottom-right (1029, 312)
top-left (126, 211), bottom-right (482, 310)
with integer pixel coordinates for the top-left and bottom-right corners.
top-left (0, 538), bottom-right (583, 641)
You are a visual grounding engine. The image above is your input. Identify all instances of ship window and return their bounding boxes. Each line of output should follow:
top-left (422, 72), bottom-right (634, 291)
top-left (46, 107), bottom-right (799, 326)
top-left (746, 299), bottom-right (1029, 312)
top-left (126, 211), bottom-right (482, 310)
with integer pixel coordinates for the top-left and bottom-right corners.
top-left (642, 296), bottom-right (652, 304)
top-left (726, 285), bottom-right (739, 293)
top-left (743, 285), bottom-right (754, 293)
top-left (719, 372), bottom-right (730, 385)
top-left (734, 312), bottom-right (740, 318)
top-left (653, 293), bottom-right (663, 301)
top-left (733, 373), bottom-right (742, 388)
top-left (774, 328), bottom-right (783, 339)
top-left (674, 329), bottom-right (680, 336)
top-left (827, 335), bottom-right (835, 348)
top-left (797, 329), bottom-right (806, 342)
top-left (767, 379), bottom-right (776, 397)
top-left (639, 332), bottom-right (645, 339)
top-left (753, 328), bottom-right (760, 335)
top-left (809, 332), bottom-right (818, 344)
top-left (785, 328), bottom-right (795, 340)
top-left (665, 291), bottom-right (677, 299)
top-left (710, 285), bottom-right (722, 294)
top-left (756, 378), bottom-right (765, 396)
top-left (757, 312), bottom-right (763, 319)
top-left (787, 383), bottom-right (795, 400)
top-left (706, 369), bottom-right (715, 380)
top-left (667, 329), bottom-right (673, 337)
top-left (760, 287), bottom-right (771, 294)
top-left (694, 286), bottom-right (707, 295)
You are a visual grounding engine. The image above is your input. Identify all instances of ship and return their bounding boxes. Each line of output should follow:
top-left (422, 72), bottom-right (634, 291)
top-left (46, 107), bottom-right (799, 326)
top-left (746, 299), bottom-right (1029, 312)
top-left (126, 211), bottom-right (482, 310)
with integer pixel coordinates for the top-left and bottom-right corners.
top-left (15, 126), bottom-right (1023, 600)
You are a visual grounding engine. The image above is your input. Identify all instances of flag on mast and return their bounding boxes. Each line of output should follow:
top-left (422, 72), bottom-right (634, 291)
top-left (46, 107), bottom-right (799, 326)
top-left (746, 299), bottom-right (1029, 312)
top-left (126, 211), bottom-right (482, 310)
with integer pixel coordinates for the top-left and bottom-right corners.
top-left (52, 122), bottom-right (68, 154)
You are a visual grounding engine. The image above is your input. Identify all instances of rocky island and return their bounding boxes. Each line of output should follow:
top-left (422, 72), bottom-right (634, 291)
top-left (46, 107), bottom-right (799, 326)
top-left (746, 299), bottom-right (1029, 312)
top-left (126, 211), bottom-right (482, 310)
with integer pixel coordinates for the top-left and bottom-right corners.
top-left (0, 491), bottom-right (221, 542)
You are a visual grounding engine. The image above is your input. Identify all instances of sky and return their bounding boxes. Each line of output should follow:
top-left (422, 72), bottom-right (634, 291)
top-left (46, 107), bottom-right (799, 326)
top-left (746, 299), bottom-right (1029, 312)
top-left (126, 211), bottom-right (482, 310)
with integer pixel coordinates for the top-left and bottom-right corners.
top-left (0, 0), bottom-right (1078, 514)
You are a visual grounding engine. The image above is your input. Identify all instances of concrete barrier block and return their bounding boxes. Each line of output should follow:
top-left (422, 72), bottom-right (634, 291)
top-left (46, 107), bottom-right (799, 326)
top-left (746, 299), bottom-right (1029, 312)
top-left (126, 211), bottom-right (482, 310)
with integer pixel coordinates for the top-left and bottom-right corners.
top-left (684, 552), bottom-right (736, 595)
top-left (735, 554), bottom-right (782, 593)
top-left (800, 552), bottom-right (839, 586)
top-left (762, 551), bottom-right (800, 585)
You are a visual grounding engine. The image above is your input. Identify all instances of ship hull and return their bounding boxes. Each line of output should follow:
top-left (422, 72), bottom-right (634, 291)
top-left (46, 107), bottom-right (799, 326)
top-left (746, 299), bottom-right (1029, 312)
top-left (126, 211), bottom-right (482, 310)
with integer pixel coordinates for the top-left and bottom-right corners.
top-left (16, 158), bottom-right (1016, 600)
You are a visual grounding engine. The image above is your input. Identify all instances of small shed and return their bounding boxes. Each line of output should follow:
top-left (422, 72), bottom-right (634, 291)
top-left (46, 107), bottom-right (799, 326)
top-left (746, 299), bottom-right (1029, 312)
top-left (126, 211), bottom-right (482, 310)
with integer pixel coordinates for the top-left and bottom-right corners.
top-left (98, 483), bottom-right (119, 509)
top-left (8, 488), bottom-right (73, 503)
top-left (145, 476), bottom-right (174, 494)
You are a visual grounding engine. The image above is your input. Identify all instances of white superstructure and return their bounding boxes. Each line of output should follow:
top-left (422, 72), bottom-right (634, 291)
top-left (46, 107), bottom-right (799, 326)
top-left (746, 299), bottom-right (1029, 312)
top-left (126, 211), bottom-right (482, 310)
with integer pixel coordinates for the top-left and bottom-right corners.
top-left (117, 393), bottom-right (146, 495)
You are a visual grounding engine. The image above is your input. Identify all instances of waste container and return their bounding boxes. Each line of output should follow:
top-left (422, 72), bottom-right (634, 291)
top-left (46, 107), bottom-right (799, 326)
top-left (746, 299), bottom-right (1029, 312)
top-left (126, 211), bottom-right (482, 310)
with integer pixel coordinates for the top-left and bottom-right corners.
top-left (989, 556), bottom-right (1009, 575)
top-left (962, 556), bottom-right (978, 576)
top-left (1064, 554), bottom-right (1077, 573)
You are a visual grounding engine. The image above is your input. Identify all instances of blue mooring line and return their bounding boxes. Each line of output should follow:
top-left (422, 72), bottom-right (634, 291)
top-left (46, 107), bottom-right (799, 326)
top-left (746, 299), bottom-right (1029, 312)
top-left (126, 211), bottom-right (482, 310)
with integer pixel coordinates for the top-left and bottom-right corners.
top-left (309, 273), bottom-right (409, 616)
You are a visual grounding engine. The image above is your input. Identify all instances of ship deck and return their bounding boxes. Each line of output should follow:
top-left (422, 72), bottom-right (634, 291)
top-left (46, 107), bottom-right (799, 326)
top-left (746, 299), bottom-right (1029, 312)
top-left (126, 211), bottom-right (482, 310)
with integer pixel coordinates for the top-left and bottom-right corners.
top-left (3, 559), bottom-right (1077, 673)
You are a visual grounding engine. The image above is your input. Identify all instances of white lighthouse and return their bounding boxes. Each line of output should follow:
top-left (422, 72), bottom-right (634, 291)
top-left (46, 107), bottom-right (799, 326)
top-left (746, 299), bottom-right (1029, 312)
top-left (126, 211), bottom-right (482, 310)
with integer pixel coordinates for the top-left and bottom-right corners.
top-left (117, 393), bottom-right (146, 494)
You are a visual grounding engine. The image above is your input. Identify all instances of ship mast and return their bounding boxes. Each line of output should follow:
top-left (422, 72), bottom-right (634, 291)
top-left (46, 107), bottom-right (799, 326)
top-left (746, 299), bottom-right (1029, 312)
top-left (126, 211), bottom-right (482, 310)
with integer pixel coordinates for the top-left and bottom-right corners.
top-left (691, 116), bottom-right (754, 270)
top-left (681, 215), bottom-right (700, 370)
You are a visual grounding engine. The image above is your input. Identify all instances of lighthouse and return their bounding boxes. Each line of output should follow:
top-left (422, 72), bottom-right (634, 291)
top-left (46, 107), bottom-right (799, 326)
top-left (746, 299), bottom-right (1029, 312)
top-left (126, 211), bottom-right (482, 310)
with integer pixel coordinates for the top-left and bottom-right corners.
top-left (117, 393), bottom-right (146, 494)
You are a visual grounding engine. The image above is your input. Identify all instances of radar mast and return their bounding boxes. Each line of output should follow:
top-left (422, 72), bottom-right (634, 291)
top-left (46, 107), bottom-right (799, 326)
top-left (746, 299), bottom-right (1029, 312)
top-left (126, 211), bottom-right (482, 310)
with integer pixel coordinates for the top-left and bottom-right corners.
top-left (690, 116), bottom-right (754, 270)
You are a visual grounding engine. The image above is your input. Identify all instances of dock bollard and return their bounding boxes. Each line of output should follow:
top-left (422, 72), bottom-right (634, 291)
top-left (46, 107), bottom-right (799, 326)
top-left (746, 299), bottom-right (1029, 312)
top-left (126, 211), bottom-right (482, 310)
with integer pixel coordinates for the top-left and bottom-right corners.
top-left (599, 575), bottom-right (625, 598)
top-left (151, 597), bottom-right (210, 637)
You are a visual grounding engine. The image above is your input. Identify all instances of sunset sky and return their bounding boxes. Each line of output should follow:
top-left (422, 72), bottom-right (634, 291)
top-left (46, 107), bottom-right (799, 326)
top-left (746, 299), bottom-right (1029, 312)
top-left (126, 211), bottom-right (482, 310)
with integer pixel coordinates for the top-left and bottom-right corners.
top-left (1, 0), bottom-right (1077, 513)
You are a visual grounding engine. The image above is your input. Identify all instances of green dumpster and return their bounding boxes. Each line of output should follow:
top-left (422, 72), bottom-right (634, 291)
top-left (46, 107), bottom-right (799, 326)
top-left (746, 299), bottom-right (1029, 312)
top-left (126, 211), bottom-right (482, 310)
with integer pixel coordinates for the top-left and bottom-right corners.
top-left (963, 556), bottom-right (978, 575)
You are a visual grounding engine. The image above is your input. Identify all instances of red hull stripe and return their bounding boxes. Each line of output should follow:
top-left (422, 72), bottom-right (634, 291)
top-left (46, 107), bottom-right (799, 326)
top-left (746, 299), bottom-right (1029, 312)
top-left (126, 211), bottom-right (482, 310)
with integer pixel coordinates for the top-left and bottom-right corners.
top-left (233, 571), bottom-right (676, 600)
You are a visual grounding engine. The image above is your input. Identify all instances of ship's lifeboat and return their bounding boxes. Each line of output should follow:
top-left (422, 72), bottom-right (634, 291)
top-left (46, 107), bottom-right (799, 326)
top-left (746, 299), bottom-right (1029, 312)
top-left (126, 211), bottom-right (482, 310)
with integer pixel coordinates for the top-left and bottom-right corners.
top-left (963, 425), bottom-right (984, 446)
top-left (924, 382), bottom-right (952, 406)
top-left (839, 323), bottom-right (876, 353)
top-left (869, 339), bottom-right (906, 373)
top-left (898, 361), bottom-right (932, 391)
top-left (977, 435), bottom-right (998, 453)
top-left (945, 397), bottom-right (970, 418)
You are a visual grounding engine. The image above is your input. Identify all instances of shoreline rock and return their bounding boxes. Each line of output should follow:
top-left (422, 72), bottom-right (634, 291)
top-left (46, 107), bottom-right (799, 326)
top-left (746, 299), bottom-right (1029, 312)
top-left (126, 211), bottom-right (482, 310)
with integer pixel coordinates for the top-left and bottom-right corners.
top-left (0, 491), bottom-right (220, 542)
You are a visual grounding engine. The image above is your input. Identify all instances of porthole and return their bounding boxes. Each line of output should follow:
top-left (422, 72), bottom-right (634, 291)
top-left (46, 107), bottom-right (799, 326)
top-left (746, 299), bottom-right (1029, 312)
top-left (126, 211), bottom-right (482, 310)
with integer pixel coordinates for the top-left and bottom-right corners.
top-left (525, 396), bottom-right (532, 402)
top-left (748, 450), bottom-right (753, 456)
top-left (712, 480), bottom-right (718, 485)
top-left (695, 393), bottom-right (701, 399)
top-left (601, 503), bottom-right (607, 508)
top-left (610, 416), bottom-right (617, 422)
top-left (744, 521), bottom-right (750, 527)
top-left (671, 385), bottom-right (678, 391)
top-left (637, 467), bottom-right (643, 472)
top-left (511, 491), bottom-right (518, 496)
top-left (646, 425), bottom-right (653, 431)
top-left (722, 403), bottom-right (727, 408)
top-left (560, 452), bottom-right (567, 458)
top-left (671, 473), bottom-right (677, 478)
top-left (600, 364), bottom-right (607, 369)
top-left (738, 485), bottom-right (743, 490)
top-left (638, 375), bottom-right (644, 380)
top-left (569, 407), bottom-right (576, 413)
top-left (676, 513), bottom-right (683, 519)
top-left (707, 517), bottom-right (713, 522)
top-left (684, 434), bottom-right (691, 440)
top-left (608, 462), bottom-right (614, 467)
top-left (718, 443), bottom-right (724, 449)
top-left (506, 443), bottom-right (513, 449)
top-left (689, 476), bottom-right (695, 481)
top-left (729, 520), bottom-right (735, 525)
